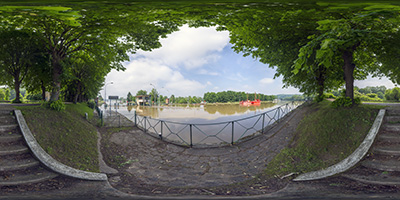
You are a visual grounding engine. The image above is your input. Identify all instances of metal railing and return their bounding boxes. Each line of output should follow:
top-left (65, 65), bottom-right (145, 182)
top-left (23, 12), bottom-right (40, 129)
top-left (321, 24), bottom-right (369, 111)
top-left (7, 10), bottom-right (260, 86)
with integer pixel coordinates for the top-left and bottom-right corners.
top-left (98, 101), bottom-right (303, 147)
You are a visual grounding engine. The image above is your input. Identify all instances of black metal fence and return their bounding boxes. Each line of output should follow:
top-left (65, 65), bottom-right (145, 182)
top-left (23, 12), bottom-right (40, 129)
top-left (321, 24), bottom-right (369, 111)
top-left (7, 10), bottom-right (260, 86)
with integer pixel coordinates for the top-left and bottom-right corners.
top-left (98, 101), bottom-right (302, 147)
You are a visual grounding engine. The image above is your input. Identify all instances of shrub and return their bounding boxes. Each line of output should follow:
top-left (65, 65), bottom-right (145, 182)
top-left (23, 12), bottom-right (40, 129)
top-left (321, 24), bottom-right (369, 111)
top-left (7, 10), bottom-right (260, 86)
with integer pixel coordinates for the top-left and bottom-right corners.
top-left (11, 98), bottom-right (22, 103)
top-left (331, 97), bottom-right (361, 108)
top-left (325, 93), bottom-right (336, 99)
top-left (49, 100), bottom-right (66, 111)
top-left (87, 100), bottom-right (96, 109)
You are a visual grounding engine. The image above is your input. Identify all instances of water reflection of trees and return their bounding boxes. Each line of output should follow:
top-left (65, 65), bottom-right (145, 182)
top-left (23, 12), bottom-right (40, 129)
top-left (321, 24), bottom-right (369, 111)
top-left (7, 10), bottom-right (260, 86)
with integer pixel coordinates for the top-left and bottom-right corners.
top-left (204, 103), bottom-right (276, 115)
top-left (126, 103), bottom-right (276, 118)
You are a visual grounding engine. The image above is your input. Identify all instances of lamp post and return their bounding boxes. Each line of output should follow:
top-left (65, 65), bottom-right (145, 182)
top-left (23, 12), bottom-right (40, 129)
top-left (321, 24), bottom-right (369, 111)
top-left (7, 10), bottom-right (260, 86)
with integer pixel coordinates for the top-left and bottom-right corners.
top-left (104, 81), bottom-right (113, 105)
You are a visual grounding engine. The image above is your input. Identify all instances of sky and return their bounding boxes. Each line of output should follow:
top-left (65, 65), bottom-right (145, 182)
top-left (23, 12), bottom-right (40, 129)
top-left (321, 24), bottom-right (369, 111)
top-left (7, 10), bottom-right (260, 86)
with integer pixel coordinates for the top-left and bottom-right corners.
top-left (101, 24), bottom-right (396, 99)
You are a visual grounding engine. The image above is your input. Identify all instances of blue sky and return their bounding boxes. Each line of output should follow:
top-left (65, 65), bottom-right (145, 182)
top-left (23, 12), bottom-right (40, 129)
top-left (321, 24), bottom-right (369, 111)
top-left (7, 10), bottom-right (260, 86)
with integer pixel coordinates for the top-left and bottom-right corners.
top-left (102, 25), bottom-right (396, 99)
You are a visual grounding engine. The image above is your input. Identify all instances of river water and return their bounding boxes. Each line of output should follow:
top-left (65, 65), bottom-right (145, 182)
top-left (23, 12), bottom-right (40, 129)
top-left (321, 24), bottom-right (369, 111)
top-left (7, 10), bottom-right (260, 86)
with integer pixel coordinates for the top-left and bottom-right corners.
top-left (104, 101), bottom-right (300, 146)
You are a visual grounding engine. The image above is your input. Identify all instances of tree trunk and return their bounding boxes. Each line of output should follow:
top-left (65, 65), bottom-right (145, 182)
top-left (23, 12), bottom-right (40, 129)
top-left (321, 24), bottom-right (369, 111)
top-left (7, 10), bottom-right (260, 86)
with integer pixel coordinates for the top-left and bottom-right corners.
top-left (50, 55), bottom-right (62, 102)
top-left (41, 80), bottom-right (46, 101)
top-left (14, 75), bottom-right (21, 103)
top-left (73, 81), bottom-right (81, 104)
top-left (342, 49), bottom-right (356, 101)
top-left (316, 65), bottom-right (326, 101)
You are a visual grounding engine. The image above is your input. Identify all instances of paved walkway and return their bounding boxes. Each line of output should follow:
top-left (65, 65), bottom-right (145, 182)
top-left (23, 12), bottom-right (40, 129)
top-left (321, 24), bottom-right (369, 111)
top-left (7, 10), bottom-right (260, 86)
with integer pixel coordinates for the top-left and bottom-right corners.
top-left (105, 105), bottom-right (306, 188)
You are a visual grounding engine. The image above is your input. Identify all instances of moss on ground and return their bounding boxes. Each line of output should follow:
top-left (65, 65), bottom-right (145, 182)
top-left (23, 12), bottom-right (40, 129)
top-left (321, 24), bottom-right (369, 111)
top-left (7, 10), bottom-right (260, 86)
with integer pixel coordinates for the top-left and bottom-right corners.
top-left (16, 103), bottom-right (99, 172)
top-left (264, 100), bottom-right (384, 177)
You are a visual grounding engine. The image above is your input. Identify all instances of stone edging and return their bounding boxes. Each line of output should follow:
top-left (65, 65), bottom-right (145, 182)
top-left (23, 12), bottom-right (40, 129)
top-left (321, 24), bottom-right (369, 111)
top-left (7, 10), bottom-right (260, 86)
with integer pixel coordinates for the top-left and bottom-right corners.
top-left (293, 109), bottom-right (385, 181)
top-left (14, 110), bottom-right (108, 181)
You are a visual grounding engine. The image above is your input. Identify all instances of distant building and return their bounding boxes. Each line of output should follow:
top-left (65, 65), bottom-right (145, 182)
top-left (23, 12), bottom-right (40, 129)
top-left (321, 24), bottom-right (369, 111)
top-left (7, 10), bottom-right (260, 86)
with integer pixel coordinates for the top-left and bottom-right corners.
top-left (136, 95), bottom-right (151, 106)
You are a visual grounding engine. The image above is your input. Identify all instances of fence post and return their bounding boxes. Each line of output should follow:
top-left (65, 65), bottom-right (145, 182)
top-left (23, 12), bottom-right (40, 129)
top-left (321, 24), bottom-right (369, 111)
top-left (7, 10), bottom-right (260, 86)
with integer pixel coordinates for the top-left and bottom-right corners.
top-left (277, 108), bottom-right (281, 123)
top-left (262, 113), bottom-right (265, 134)
top-left (119, 114), bottom-right (121, 127)
top-left (134, 111), bottom-right (137, 126)
top-left (144, 117), bottom-right (147, 133)
top-left (190, 124), bottom-right (193, 147)
top-left (231, 121), bottom-right (234, 145)
top-left (160, 121), bottom-right (163, 140)
top-left (100, 110), bottom-right (103, 126)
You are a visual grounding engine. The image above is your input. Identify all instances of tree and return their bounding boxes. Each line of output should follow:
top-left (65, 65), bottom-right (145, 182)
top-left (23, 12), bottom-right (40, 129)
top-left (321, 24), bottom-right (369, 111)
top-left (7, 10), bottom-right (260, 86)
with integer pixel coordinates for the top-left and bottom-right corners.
top-left (170, 94), bottom-right (175, 104)
top-left (0, 30), bottom-right (45, 103)
top-left (136, 90), bottom-right (147, 96)
top-left (127, 92), bottom-right (133, 102)
top-left (150, 88), bottom-right (159, 104)
top-left (220, 3), bottom-right (400, 103)
top-left (0, 89), bottom-right (5, 101)
top-left (1, 4), bottom-right (180, 102)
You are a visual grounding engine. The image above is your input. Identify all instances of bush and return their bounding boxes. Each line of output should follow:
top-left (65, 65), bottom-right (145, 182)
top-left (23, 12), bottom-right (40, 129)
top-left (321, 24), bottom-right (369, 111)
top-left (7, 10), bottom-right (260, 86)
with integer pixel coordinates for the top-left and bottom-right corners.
top-left (26, 93), bottom-right (42, 101)
top-left (325, 93), bottom-right (336, 99)
top-left (87, 100), bottom-right (96, 109)
top-left (11, 98), bottom-right (22, 103)
top-left (331, 97), bottom-right (361, 108)
top-left (48, 100), bottom-right (66, 111)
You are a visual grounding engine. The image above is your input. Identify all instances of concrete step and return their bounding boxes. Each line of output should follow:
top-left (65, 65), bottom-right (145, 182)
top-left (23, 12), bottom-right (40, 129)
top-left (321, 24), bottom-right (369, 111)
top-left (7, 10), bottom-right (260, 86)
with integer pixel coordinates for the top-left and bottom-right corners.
top-left (0, 115), bottom-right (16, 125)
top-left (386, 109), bottom-right (400, 116)
top-left (362, 160), bottom-right (400, 172)
top-left (0, 157), bottom-right (39, 172)
top-left (0, 167), bottom-right (58, 186)
top-left (385, 116), bottom-right (400, 123)
top-left (0, 144), bottom-right (29, 156)
top-left (0, 134), bottom-right (22, 143)
top-left (374, 145), bottom-right (400, 156)
top-left (0, 110), bottom-right (13, 115)
top-left (342, 173), bottom-right (400, 186)
top-left (378, 133), bottom-right (400, 143)
top-left (381, 124), bottom-right (400, 132)
top-left (0, 124), bottom-right (18, 132)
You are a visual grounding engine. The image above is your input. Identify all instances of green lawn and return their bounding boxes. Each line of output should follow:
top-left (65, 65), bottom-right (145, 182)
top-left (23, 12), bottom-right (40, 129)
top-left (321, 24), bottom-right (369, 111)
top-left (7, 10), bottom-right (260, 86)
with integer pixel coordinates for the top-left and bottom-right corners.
top-left (265, 100), bottom-right (384, 177)
top-left (16, 103), bottom-right (99, 172)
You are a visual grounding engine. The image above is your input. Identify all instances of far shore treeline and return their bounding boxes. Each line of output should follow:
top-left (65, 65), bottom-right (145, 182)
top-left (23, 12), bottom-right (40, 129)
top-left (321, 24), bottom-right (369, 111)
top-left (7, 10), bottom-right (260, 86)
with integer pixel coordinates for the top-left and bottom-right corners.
top-left (127, 90), bottom-right (277, 104)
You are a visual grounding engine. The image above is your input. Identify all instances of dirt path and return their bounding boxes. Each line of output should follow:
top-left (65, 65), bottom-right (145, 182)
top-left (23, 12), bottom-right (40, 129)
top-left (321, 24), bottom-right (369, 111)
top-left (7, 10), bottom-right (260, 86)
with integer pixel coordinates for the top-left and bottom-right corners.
top-left (99, 103), bottom-right (311, 196)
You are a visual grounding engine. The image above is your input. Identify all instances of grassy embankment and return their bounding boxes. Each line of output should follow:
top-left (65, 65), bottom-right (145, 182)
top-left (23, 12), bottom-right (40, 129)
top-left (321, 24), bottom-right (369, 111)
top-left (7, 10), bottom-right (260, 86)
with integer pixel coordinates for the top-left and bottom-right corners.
top-left (264, 100), bottom-right (384, 177)
top-left (16, 103), bottom-right (99, 172)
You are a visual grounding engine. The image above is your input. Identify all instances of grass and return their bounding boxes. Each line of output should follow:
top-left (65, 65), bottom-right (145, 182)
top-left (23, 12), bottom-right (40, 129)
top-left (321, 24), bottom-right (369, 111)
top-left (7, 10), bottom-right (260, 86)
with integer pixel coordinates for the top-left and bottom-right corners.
top-left (264, 100), bottom-right (384, 177)
top-left (16, 103), bottom-right (100, 172)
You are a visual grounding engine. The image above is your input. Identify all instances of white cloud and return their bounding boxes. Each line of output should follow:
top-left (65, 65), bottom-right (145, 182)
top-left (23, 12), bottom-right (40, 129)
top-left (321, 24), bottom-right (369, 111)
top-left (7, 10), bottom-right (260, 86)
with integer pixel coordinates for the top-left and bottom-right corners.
top-left (259, 78), bottom-right (274, 84)
top-left (198, 69), bottom-right (220, 76)
top-left (355, 76), bottom-right (396, 89)
top-left (136, 25), bottom-right (230, 69)
top-left (103, 58), bottom-right (205, 97)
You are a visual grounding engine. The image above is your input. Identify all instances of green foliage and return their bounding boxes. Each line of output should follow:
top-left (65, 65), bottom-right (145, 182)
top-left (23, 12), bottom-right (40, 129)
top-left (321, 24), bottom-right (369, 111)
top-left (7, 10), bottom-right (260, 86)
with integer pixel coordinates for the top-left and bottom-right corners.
top-left (0, 89), bottom-right (5, 101)
top-left (87, 99), bottom-right (96, 109)
top-left (385, 87), bottom-right (400, 101)
top-left (204, 91), bottom-right (276, 103)
top-left (331, 97), bottom-right (361, 108)
top-left (325, 93), bottom-right (336, 99)
top-left (11, 97), bottom-right (22, 103)
top-left (48, 100), bottom-right (66, 111)
top-left (26, 93), bottom-right (42, 101)
top-left (136, 90), bottom-right (147, 96)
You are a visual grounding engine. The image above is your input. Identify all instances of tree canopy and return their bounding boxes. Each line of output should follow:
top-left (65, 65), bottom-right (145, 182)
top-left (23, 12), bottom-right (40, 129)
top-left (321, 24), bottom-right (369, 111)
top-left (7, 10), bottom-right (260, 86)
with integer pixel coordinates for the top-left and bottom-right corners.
top-left (1, 1), bottom-right (400, 105)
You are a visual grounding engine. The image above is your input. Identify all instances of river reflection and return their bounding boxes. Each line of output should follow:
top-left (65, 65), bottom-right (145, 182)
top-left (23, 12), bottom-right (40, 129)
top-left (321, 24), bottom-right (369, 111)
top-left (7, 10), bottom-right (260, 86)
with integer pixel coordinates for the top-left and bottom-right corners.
top-left (118, 102), bottom-right (278, 124)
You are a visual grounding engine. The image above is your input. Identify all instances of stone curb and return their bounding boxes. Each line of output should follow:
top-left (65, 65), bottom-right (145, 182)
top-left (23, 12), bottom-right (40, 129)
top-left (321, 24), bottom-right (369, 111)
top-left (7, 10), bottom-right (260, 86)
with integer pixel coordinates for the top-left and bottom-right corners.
top-left (293, 109), bottom-right (386, 181)
top-left (14, 110), bottom-right (108, 181)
